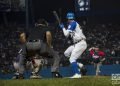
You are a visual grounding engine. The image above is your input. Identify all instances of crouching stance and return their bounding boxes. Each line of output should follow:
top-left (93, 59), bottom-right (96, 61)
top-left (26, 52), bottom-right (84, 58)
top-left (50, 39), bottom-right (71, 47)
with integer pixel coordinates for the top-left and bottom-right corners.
top-left (13, 54), bottom-right (43, 79)
top-left (13, 30), bottom-right (62, 79)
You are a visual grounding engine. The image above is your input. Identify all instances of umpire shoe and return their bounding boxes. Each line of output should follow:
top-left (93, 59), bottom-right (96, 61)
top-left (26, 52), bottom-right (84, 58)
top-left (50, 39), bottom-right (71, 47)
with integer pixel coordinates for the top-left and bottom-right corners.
top-left (52, 72), bottom-right (62, 78)
top-left (18, 74), bottom-right (24, 79)
top-left (30, 73), bottom-right (42, 79)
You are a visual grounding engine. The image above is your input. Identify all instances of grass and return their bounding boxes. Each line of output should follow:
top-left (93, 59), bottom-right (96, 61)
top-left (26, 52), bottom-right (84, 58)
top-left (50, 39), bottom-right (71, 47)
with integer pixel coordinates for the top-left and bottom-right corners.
top-left (0, 76), bottom-right (118, 86)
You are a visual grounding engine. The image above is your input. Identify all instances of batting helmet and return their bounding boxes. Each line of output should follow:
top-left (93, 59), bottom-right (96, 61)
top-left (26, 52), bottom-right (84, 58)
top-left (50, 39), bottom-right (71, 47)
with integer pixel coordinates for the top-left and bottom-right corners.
top-left (66, 12), bottom-right (75, 19)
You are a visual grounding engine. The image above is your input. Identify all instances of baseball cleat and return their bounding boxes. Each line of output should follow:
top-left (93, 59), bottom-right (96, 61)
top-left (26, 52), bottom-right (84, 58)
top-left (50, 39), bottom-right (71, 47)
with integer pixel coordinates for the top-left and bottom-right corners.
top-left (30, 73), bottom-right (42, 79)
top-left (30, 75), bottom-right (42, 79)
top-left (69, 74), bottom-right (81, 78)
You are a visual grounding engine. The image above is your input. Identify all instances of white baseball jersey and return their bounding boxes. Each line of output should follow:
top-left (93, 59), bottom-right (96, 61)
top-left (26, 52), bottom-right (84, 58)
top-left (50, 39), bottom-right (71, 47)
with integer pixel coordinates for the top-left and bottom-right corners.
top-left (63, 20), bottom-right (87, 63)
top-left (62, 20), bottom-right (86, 43)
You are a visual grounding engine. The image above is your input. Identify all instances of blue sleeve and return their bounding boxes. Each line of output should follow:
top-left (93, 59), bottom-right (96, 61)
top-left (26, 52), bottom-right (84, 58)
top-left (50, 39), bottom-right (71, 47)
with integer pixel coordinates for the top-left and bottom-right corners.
top-left (68, 21), bottom-right (76, 31)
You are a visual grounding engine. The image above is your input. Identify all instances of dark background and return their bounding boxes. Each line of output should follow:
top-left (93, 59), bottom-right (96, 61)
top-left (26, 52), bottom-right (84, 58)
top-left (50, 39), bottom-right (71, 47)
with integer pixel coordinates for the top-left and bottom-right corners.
top-left (0, 0), bottom-right (120, 23)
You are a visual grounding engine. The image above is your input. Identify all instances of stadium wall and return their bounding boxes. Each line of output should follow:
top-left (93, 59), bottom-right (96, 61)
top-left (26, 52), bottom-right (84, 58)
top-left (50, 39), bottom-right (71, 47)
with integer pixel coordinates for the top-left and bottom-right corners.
top-left (0, 65), bottom-right (120, 79)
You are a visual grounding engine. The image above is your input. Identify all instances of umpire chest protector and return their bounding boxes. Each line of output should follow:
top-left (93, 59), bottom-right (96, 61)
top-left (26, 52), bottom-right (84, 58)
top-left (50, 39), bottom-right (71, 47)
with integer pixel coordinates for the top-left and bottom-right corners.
top-left (26, 26), bottom-right (46, 52)
top-left (26, 26), bottom-right (54, 52)
top-left (28, 26), bottom-right (54, 40)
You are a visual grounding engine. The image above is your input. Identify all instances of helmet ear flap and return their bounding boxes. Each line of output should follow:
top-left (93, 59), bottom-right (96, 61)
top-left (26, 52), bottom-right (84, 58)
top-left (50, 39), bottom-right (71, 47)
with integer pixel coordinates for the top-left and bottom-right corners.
top-left (66, 12), bottom-right (75, 20)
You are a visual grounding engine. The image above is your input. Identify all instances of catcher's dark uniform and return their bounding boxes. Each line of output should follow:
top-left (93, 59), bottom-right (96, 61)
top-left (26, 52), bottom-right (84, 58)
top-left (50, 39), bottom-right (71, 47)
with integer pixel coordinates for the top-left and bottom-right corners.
top-left (16, 26), bottom-right (62, 78)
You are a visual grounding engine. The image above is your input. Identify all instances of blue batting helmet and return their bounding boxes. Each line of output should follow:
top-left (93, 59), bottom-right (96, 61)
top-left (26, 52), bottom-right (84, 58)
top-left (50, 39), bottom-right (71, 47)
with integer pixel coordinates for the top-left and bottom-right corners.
top-left (66, 12), bottom-right (75, 19)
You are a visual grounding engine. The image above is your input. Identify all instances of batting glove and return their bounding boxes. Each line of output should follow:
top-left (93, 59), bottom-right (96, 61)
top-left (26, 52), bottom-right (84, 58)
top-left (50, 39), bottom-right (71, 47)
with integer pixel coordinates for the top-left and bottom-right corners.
top-left (59, 23), bottom-right (64, 29)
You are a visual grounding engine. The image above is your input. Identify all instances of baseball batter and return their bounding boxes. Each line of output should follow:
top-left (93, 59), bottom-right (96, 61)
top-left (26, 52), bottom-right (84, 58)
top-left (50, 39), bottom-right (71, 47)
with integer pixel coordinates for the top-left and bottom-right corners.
top-left (59, 12), bottom-right (87, 78)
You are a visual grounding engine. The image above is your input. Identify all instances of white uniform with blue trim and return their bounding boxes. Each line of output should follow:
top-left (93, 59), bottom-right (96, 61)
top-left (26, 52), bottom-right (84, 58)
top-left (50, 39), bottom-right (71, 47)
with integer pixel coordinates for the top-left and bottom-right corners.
top-left (63, 20), bottom-right (87, 63)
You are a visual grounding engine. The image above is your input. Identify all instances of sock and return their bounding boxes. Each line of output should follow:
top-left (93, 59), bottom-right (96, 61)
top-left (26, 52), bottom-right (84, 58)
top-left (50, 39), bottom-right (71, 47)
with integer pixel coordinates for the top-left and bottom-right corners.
top-left (71, 62), bottom-right (80, 74)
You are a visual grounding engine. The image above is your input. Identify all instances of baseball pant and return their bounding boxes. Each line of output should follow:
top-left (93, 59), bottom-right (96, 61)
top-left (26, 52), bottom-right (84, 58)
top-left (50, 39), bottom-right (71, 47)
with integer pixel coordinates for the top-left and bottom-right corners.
top-left (16, 40), bottom-right (61, 74)
top-left (64, 40), bottom-right (87, 63)
top-left (40, 41), bottom-right (61, 72)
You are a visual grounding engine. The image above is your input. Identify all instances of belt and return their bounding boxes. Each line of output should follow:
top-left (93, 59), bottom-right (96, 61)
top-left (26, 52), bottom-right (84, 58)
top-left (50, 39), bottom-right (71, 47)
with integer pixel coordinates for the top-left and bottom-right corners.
top-left (74, 38), bottom-right (86, 44)
top-left (28, 39), bottom-right (40, 42)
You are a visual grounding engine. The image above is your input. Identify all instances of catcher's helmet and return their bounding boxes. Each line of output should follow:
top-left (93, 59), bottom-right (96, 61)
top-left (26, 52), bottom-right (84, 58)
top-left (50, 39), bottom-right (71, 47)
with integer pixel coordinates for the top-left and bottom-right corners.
top-left (66, 12), bottom-right (75, 20)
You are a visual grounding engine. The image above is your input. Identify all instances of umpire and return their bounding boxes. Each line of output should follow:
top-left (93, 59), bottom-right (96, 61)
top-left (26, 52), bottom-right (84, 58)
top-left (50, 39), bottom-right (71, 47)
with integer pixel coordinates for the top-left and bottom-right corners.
top-left (13, 19), bottom-right (62, 79)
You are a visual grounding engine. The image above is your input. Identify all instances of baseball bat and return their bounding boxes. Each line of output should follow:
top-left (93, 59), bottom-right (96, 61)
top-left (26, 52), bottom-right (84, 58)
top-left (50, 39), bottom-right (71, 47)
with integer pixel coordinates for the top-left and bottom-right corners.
top-left (53, 11), bottom-right (61, 25)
